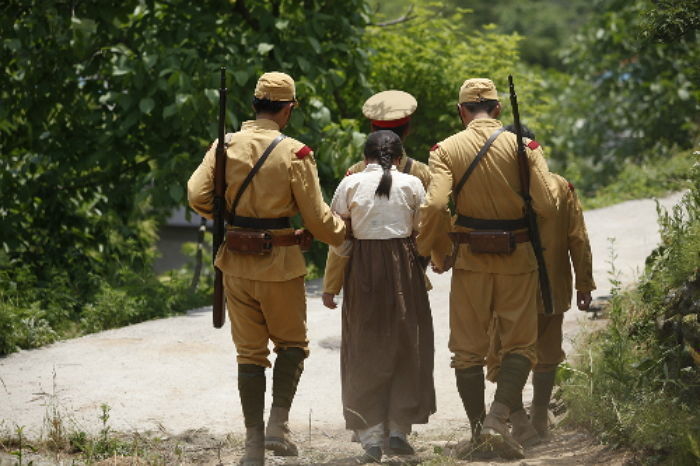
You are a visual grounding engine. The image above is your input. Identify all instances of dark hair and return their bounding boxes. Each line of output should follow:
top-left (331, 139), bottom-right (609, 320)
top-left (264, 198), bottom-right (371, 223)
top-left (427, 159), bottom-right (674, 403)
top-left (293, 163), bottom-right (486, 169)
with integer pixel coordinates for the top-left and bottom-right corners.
top-left (461, 99), bottom-right (499, 115)
top-left (370, 122), bottom-right (409, 139)
top-left (252, 97), bottom-right (291, 114)
top-left (504, 123), bottom-right (536, 140)
top-left (364, 130), bottom-right (403, 198)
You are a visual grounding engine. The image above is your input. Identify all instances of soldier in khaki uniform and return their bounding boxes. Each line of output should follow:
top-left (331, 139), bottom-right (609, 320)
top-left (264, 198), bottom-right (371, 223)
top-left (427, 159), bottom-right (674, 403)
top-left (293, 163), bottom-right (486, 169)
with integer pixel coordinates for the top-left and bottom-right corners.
top-left (486, 167), bottom-right (595, 445)
top-left (322, 90), bottom-right (431, 307)
top-left (416, 78), bottom-right (557, 459)
top-left (187, 72), bottom-right (346, 466)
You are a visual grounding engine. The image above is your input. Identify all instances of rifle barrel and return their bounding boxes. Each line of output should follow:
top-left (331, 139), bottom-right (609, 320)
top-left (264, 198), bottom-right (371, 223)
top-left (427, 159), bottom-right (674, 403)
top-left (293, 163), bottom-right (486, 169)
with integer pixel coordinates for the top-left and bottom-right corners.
top-left (508, 74), bottom-right (554, 315)
top-left (212, 67), bottom-right (227, 328)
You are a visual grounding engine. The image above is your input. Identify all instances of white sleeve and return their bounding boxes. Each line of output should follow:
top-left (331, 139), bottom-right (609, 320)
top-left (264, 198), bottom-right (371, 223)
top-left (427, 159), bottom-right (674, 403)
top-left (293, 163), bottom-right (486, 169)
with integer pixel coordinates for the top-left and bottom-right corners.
top-left (330, 239), bottom-right (354, 258)
top-left (412, 179), bottom-right (426, 232)
top-left (330, 177), bottom-right (350, 218)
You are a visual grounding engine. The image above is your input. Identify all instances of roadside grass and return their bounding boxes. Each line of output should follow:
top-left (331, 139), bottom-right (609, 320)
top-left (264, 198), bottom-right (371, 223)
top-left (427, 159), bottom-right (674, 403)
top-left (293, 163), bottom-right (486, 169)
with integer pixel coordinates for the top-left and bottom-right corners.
top-left (0, 404), bottom-right (237, 465)
top-left (0, 239), bottom-right (212, 356)
top-left (578, 150), bottom-right (695, 210)
top-left (559, 153), bottom-right (700, 464)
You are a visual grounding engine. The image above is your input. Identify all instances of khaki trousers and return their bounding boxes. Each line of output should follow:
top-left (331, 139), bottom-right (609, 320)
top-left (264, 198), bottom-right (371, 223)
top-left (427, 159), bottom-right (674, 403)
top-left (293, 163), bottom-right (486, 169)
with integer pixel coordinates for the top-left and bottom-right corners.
top-left (486, 313), bottom-right (565, 381)
top-left (223, 275), bottom-right (309, 367)
top-left (450, 269), bottom-right (538, 369)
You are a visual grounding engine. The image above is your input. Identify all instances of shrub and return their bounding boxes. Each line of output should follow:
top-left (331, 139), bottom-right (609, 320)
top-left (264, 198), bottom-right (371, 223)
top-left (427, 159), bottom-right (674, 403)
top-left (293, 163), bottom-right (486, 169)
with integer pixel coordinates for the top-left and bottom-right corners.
top-left (560, 152), bottom-right (700, 463)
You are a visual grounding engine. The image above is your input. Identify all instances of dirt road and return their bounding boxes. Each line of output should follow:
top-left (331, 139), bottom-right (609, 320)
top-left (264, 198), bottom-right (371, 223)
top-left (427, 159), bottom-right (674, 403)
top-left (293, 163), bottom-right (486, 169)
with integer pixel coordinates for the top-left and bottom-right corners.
top-left (0, 192), bottom-right (685, 464)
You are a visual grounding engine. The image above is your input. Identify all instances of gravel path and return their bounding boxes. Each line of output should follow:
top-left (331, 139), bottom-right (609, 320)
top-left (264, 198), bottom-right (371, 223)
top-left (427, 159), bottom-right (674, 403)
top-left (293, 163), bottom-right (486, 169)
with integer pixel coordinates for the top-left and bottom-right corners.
top-left (0, 191), bottom-right (686, 463)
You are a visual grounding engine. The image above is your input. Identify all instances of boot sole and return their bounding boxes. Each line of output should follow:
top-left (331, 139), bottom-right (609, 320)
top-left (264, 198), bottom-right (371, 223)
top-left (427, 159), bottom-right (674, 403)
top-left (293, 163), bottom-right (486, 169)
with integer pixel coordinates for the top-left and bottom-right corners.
top-left (265, 437), bottom-right (299, 456)
top-left (514, 426), bottom-right (543, 448)
top-left (238, 457), bottom-right (264, 466)
top-left (517, 431), bottom-right (543, 448)
top-left (480, 429), bottom-right (525, 459)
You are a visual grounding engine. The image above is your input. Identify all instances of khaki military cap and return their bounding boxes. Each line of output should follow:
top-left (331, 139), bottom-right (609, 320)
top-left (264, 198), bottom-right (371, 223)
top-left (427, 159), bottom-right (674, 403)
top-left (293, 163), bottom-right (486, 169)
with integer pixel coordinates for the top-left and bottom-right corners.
top-left (254, 72), bottom-right (296, 101)
top-left (459, 78), bottom-right (499, 103)
top-left (362, 90), bottom-right (417, 128)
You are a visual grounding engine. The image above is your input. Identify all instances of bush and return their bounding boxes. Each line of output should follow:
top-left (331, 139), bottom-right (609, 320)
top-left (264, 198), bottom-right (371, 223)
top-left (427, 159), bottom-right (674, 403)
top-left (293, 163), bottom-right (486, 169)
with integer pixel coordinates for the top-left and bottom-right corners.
top-left (0, 239), bottom-right (211, 356)
top-left (560, 152), bottom-right (700, 463)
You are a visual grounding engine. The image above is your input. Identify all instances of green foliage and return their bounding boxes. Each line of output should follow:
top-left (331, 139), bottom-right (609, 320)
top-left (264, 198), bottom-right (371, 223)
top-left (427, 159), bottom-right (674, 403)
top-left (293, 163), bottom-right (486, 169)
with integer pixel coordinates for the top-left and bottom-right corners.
top-left (642, 0), bottom-right (700, 43)
top-left (365, 4), bottom-right (553, 162)
top-left (581, 150), bottom-right (695, 209)
top-left (0, 0), bottom-right (373, 354)
top-left (370, 0), bottom-right (595, 69)
top-left (560, 152), bottom-right (700, 463)
top-left (550, 0), bottom-right (700, 190)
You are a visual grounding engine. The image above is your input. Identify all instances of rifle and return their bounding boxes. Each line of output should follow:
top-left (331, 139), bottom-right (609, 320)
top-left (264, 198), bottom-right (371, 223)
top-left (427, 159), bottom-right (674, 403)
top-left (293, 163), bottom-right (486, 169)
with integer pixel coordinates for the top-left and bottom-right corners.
top-left (212, 67), bottom-right (227, 328)
top-left (508, 74), bottom-right (554, 315)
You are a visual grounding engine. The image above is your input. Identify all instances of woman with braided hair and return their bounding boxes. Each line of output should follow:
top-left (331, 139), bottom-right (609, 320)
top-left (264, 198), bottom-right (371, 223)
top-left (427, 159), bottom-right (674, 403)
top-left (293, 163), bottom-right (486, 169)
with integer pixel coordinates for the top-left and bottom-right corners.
top-left (329, 130), bottom-right (435, 462)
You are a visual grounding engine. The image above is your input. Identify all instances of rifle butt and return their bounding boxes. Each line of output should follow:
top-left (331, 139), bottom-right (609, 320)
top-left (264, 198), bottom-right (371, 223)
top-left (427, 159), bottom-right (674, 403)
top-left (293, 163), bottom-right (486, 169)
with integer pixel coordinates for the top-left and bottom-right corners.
top-left (213, 268), bottom-right (226, 328)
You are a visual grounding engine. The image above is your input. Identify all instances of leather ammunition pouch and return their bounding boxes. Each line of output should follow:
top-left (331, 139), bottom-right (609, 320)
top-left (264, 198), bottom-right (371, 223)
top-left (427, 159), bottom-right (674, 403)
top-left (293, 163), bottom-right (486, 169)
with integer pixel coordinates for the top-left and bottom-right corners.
top-left (449, 231), bottom-right (530, 255)
top-left (226, 229), bottom-right (313, 255)
top-left (227, 230), bottom-right (273, 255)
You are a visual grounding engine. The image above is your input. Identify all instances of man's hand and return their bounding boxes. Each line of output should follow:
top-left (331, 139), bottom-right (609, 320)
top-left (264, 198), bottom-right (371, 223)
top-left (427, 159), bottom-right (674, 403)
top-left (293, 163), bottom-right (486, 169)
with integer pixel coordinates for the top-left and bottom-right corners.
top-left (577, 291), bottom-right (592, 311)
top-left (431, 254), bottom-right (454, 274)
top-left (322, 292), bottom-right (337, 309)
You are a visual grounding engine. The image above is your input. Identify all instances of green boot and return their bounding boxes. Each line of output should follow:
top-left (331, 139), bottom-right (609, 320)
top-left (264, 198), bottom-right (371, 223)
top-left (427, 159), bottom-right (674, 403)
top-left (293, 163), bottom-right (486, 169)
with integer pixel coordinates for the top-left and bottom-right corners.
top-left (266, 348), bottom-right (305, 456)
top-left (455, 366), bottom-right (485, 439)
top-left (240, 425), bottom-right (265, 466)
top-left (531, 370), bottom-right (556, 437)
top-left (481, 353), bottom-right (532, 459)
top-left (238, 364), bottom-right (266, 465)
top-left (510, 408), bottom-right (540, 447)
top-left (454, 366), bottom-right (496, 460)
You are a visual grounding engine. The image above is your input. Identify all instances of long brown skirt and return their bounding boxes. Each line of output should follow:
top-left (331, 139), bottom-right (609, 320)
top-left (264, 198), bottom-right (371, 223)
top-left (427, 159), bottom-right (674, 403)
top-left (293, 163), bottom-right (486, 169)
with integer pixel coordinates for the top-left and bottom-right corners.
top-left (341, 238), bottom-right (436, 430)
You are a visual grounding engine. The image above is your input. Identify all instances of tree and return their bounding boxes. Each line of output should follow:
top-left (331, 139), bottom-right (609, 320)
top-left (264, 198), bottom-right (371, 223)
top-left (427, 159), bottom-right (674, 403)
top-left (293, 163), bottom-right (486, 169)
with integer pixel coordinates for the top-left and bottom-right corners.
top-left (365, 4), bottom-right (553, 162)
top-left (548, 0), bottom-right (700, 191)
top-left (0, 0), bottom-right (373, 352)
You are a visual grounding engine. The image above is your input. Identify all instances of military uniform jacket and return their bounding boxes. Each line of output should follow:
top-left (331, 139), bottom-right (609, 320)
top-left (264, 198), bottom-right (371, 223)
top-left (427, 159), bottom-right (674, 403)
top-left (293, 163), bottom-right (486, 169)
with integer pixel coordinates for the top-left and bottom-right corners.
top-left (187, 118), bottom-right (345, 282)
top-left (541, 174), bottom-right (596, 313)
top-left (417, 118), bottom-right (557, 274)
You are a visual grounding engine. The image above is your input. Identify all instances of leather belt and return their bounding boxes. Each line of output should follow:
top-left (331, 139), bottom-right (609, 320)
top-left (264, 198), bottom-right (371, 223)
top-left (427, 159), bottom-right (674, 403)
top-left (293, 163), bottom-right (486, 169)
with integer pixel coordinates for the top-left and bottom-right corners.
top-left (270, 233), bottom-right (303, 246)
top-left (450, 231), bottom-right (530, 244)
top-left (455, 215), bottom-right (528, 231)
top-left (230, 215), bottom-right (291, 230)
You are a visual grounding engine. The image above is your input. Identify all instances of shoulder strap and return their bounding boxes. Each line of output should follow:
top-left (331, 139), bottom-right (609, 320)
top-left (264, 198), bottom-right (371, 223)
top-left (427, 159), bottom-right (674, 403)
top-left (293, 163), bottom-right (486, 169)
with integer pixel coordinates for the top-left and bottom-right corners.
top-left (453, 127), bottom-right (506, 197)
top-left (229, 134), bottom-right (287, 221)
top-left (402, 156), bottom-right (414, 174)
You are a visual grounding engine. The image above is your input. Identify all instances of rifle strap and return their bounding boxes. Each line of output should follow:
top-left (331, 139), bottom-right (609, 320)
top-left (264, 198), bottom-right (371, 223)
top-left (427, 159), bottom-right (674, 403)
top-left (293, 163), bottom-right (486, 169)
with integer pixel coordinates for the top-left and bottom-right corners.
top-left (228, 134), bottom-right (287, 222)
top-left (453, 127), bottom-right (506, 197)
top-left (402, 156), bottom-right (414, 174)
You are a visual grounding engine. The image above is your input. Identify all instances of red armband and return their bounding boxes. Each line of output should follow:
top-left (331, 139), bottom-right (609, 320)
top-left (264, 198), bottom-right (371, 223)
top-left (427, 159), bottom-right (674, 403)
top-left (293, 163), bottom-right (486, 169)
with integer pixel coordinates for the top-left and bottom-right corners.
top-left (527, 140), bottom-right (540, 150)
top-left (430, 144), bottom-right (440, 151)
top-left (296, 145), bottom-right (312, 159)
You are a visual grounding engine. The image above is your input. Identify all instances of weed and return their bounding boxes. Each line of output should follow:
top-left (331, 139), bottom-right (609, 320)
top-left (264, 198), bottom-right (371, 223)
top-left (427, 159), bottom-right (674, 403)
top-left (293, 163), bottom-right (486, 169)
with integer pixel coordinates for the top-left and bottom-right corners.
top-left (560, 152), bottom-right (700, 464)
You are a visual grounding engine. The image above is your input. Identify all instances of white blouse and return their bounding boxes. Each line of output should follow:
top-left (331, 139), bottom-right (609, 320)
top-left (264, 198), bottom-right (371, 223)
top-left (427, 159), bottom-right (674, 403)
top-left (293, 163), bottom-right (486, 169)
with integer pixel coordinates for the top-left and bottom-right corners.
top-left (330, 164), bottom-right (425, 254)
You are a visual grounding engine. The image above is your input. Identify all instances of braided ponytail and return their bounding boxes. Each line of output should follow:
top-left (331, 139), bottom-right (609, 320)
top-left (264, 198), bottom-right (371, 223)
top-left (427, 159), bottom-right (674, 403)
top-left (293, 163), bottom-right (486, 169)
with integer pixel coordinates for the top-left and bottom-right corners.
top-left (364, 130), bottom-right (403, 199)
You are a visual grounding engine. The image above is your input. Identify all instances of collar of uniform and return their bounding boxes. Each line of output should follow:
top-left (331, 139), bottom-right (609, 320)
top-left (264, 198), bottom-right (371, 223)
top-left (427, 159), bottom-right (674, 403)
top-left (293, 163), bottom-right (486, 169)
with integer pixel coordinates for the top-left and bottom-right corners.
top-left (364, 163), bottom-right (398, 172)
top-left (466, 118), bottom-right (503, 130)
top-left (241, 118), bottom-right (281, 131)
